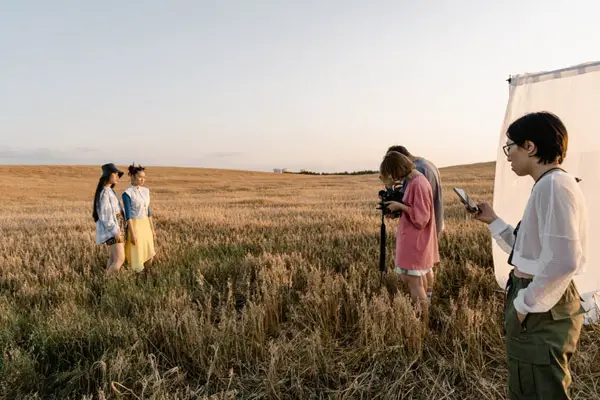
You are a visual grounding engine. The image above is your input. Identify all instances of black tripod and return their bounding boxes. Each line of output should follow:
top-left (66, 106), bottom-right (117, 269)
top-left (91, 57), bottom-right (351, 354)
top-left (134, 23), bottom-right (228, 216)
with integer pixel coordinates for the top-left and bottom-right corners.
top-left (379, 207), bottom-right (387, 282)
top-left (376, 186), bottom-right (403, 284)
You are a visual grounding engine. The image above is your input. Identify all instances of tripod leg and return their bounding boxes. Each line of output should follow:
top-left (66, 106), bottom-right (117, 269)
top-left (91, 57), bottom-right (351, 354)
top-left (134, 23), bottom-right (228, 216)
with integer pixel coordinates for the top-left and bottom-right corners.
top-left (379, 214), bottom-right (386, 280)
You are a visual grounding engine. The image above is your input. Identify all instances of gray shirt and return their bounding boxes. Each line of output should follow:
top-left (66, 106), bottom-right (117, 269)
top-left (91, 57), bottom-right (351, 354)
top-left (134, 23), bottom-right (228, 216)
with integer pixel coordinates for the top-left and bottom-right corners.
top-left (403, 157), bottom-right (444, 234)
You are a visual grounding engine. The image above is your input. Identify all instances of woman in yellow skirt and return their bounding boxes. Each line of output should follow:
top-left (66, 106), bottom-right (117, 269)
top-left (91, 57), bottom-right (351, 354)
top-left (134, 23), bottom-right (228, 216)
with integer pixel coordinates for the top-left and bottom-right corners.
top-left (122, 163), bottom-right (156, 272)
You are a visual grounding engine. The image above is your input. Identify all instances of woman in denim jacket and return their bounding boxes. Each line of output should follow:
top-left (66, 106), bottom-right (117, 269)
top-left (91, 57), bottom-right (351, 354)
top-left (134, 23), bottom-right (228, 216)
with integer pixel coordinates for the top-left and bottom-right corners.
top-left (93, 163), bottom-right (126, 274)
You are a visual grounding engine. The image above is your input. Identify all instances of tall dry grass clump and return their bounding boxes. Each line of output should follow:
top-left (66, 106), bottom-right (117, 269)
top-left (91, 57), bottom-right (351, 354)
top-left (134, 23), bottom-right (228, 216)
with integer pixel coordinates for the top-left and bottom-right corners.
top-left (0, 163), bottom-right (599, 399)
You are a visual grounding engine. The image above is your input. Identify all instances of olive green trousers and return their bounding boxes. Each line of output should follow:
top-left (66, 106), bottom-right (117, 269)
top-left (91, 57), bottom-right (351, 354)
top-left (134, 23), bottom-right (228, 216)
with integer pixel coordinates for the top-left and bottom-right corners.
top-left (504, 270), bottom-right (585, 399)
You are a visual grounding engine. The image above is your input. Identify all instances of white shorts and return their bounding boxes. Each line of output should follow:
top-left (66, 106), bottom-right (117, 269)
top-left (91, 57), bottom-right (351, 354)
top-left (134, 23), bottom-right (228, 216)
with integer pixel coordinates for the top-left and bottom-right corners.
top-left (393, 266), bottom-right (432, 277)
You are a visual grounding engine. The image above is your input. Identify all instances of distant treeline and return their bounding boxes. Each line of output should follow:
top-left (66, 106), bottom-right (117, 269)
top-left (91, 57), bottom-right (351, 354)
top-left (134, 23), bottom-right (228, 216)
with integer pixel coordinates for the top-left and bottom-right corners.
top-left (285, 170), bottom-right (378, 176)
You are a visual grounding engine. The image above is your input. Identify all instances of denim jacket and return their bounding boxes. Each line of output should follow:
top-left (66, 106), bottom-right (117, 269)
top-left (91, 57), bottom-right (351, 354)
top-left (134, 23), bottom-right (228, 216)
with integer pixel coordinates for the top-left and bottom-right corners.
top-left (95, 187), bottom-right (123, 244)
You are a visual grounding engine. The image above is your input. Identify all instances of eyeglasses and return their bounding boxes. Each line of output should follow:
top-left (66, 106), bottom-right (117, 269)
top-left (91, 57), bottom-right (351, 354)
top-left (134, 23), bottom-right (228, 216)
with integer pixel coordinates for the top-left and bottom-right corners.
top-left (502, 143), bottom-right (517, 156)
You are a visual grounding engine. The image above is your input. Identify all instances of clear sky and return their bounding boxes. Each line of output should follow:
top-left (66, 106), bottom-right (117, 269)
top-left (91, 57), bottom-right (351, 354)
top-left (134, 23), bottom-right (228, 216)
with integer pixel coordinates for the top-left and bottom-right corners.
top-left (1, 1), bottom-right (599, 172)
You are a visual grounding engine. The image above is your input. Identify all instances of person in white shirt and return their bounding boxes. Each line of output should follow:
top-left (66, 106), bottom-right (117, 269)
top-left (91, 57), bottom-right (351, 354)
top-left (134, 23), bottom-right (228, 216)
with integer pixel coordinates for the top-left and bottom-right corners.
top-left (93, 163), bottom-right (126, 274)
top-left (472, 112), bottom-right (587, 400)
top-left (122, 163), bottom-right (156, 273)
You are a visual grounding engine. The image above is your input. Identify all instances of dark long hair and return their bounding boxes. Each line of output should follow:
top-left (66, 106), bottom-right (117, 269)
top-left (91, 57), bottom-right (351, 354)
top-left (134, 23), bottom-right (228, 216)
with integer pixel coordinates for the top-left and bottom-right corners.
top-left (93, 176), bottom-right (113, 222)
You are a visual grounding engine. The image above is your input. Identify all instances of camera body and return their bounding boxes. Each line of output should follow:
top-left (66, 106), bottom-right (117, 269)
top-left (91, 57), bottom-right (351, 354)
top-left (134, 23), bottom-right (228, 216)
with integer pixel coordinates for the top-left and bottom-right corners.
top-left (377, 185), bottom-right (405, 218)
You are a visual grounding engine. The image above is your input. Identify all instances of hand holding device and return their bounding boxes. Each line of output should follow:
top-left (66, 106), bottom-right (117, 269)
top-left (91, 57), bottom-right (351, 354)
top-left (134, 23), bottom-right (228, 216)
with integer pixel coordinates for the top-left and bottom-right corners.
top-left (453, 187), bottom-right (480, 213)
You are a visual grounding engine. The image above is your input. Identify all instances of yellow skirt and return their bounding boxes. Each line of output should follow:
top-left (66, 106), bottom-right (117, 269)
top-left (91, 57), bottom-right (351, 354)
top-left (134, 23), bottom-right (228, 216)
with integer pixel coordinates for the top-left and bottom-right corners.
top-left (125, 217), bottom-right (156, 272)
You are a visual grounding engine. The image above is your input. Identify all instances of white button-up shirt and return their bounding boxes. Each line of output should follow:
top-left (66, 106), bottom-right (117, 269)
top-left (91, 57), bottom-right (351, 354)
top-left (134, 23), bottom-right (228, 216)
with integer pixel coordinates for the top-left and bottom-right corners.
top-left (489, 170), bottom-right (588, 315)
top-left (123, 185), bottom-right (151, 219)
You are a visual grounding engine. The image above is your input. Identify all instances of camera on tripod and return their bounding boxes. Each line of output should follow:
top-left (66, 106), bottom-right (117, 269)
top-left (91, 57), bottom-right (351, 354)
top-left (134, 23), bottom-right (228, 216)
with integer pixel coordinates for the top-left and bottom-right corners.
top-left (377, 185), bottom-right (405, 218)
top-left (376, 183), bottom-right (405, 280)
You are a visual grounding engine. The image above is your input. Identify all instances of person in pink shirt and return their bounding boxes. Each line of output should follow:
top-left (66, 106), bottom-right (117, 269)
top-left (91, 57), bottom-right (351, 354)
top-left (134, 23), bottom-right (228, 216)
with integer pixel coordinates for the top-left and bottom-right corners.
top-left (380, 151), bottom-right (440, 316)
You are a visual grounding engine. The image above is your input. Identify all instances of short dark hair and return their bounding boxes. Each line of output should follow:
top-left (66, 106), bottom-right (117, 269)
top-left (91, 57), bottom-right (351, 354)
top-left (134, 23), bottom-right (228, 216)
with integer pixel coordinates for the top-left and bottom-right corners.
top-left (387, 145), bottom-right (412, 157)
top-left (507, 112), bottom-right (568, 164)
top-left (128, 163), bottom-right (145, 176)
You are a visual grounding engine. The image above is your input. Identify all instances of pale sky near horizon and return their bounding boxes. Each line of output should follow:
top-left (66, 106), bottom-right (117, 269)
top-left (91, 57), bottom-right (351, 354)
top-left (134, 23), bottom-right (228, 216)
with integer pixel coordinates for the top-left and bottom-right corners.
top-left (1, 1), bottom-right (599, 172)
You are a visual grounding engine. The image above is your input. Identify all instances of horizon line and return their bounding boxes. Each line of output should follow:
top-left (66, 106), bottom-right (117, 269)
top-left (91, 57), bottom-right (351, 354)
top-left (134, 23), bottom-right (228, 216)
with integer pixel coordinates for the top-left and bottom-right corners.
top-left (0, 160), bottom-right (497, 174)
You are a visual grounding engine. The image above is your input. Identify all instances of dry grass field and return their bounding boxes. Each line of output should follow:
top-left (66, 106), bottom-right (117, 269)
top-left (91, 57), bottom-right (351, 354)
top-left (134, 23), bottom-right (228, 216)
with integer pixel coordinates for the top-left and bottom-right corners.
top-left (1, 162), bottom-right (599, 399)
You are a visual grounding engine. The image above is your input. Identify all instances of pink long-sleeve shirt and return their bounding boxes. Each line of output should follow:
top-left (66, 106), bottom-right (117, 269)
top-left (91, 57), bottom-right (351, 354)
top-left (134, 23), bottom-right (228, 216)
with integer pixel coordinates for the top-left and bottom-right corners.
top-left (395, 174), bottom-right (440, 270)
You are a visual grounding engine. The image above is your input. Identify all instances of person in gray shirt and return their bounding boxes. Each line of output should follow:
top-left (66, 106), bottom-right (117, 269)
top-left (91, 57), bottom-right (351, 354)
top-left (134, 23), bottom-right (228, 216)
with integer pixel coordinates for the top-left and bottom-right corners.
top-left (387, 145), bottom-right (444, 303)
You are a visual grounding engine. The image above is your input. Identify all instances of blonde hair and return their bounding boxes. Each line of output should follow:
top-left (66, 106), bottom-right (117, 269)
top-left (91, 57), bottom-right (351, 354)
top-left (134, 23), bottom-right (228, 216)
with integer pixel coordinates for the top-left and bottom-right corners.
top-left (380, 151), bottom-right (415, 181)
